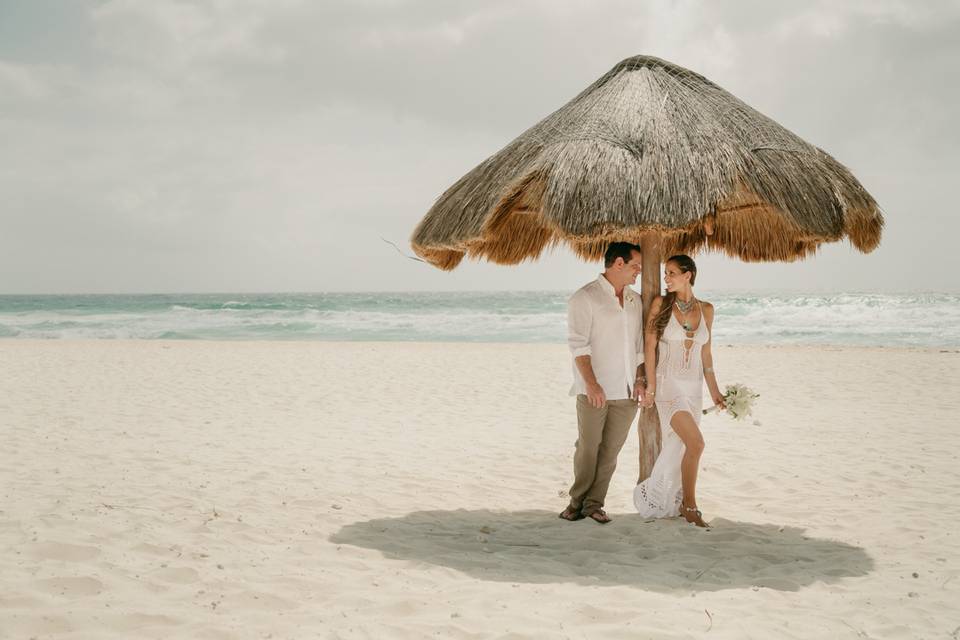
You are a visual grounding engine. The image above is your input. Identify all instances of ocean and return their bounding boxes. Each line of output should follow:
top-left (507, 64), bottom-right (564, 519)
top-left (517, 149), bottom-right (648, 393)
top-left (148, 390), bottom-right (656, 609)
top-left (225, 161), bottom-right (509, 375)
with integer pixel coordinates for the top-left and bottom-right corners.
top-left (0, 292), bottom-right (957, 348)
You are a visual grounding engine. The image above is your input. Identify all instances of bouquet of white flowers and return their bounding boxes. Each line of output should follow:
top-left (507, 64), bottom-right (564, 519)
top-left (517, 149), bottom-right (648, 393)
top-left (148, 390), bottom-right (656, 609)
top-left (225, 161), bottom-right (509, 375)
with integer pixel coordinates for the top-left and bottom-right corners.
top-left (703, 383), bottom-right (759, 420)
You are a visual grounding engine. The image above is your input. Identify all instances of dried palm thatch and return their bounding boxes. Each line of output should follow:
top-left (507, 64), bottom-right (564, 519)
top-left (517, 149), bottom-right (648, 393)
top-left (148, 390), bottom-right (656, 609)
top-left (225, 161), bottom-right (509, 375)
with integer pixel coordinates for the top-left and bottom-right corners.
top-left (411, 55), bottom-right (882, 270)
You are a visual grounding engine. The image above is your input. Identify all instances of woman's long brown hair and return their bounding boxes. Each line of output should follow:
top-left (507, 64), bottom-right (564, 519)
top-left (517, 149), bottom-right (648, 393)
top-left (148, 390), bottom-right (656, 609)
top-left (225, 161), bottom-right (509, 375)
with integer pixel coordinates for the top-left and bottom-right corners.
top-left (650, 255), bottom-right (698, 340)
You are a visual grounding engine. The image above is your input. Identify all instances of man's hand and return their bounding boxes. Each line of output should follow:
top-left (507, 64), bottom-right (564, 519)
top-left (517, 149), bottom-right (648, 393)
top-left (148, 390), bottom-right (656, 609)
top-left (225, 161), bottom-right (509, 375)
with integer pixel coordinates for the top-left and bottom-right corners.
top-left (586, 382), bottom-right (606, 409)
top-left (632, 378), bottom-right (646, 404)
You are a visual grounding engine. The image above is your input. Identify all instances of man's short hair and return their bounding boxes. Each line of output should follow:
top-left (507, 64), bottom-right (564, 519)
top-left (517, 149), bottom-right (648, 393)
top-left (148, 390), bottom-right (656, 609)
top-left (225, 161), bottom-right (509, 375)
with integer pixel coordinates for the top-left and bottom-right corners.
top-left (604, 242), bottom-right (642, 268)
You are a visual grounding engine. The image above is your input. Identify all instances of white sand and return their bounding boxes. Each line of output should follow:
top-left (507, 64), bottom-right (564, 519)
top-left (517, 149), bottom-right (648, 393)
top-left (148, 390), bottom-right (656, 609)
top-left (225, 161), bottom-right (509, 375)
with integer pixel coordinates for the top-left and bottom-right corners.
top-left (1, 340), bottom-right (959, 639)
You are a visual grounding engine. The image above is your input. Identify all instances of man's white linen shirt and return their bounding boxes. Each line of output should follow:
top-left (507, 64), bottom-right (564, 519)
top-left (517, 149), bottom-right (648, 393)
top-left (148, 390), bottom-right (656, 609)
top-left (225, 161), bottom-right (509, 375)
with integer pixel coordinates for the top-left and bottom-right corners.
top-left (567, 275), bottom-right (644, 400)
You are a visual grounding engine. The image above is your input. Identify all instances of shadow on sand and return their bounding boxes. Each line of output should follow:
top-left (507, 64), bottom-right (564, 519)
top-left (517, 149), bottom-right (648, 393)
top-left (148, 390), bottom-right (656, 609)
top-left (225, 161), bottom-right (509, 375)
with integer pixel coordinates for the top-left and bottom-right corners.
top-left (330, 509), bottom-right (873, 592)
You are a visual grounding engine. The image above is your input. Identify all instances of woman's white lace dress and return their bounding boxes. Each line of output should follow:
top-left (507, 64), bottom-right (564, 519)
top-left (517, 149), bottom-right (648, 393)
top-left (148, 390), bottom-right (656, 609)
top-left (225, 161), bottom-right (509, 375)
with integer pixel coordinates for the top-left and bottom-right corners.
top-left (633, 310), bottom-right (709, 518)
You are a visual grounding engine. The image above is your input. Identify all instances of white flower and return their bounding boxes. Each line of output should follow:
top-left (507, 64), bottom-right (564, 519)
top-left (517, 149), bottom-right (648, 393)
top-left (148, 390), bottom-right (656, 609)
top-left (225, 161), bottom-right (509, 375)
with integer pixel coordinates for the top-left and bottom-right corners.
top-left (720, 383), bottom-right (760, 421)
top-left (702, 383), bottom-right (759, 420)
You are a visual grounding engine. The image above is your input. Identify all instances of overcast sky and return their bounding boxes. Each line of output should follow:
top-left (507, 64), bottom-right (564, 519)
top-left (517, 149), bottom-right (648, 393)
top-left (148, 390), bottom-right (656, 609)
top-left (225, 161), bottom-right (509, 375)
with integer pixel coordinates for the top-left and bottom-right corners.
top-left (1, 0), bottom-right (957, 294)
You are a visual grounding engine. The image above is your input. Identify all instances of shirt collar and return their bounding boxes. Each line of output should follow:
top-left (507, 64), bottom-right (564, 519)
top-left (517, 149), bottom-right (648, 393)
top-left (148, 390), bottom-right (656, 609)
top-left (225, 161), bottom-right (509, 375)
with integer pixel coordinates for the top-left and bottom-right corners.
top-left (597, 274), bottom-right (638, 304)
top-left (596, 273), bottom-right (616, 296)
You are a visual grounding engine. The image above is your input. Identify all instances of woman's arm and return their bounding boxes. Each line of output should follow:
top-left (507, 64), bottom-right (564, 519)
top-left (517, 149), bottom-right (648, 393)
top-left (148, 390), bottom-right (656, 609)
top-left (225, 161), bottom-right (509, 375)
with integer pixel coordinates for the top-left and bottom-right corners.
top-left (642, 297), bottom-right (662, 406)
top-left (701, 302), bottom-right (725, 409)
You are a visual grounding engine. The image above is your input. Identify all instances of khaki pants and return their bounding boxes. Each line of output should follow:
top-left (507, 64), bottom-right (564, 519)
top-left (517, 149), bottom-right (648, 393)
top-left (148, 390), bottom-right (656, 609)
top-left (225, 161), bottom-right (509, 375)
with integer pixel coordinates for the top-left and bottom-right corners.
top-left (568, 395), bottom-right (637, 516)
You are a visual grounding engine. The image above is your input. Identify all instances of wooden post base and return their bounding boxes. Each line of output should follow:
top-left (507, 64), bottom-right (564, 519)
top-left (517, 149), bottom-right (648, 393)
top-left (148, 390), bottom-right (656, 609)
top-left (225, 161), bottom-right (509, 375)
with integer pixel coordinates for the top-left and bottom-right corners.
top-left (637, 404), bottom-right (661, 483)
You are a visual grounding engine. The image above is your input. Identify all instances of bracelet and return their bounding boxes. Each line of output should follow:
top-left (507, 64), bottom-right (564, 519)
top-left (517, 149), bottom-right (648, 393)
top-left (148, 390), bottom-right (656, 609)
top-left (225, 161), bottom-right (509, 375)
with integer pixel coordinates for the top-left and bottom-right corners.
top-left (704, 367), bottom-right (714, 374)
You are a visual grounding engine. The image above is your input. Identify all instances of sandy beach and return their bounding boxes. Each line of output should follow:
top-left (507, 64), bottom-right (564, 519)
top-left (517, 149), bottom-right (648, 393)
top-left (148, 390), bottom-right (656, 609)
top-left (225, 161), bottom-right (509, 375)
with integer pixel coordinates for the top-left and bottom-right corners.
top-left (1, 340), bottom-right (959, 639)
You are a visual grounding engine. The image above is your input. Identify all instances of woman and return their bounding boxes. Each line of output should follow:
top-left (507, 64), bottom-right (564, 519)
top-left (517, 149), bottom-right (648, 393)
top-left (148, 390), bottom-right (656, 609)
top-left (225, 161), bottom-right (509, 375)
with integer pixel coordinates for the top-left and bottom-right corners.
top-left (634, 255), bottom-right (725, 527)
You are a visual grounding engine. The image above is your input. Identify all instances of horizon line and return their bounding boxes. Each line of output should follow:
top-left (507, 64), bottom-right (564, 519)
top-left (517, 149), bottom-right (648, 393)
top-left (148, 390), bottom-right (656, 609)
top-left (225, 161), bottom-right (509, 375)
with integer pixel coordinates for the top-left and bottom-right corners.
top-left (1, 288), bottom-right (958, 297)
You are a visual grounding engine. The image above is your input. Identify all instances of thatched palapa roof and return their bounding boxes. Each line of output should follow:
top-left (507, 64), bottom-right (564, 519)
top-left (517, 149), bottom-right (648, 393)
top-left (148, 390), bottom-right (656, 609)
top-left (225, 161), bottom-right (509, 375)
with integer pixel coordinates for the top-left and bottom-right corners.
top-left (411, 55), bottom-right (882, 270)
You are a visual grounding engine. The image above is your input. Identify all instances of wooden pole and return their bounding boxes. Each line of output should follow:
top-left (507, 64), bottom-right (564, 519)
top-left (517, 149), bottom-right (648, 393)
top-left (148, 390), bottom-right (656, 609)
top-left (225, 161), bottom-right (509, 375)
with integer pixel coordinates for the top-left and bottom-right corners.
top-left (637, 232), bottom-right (662, 483)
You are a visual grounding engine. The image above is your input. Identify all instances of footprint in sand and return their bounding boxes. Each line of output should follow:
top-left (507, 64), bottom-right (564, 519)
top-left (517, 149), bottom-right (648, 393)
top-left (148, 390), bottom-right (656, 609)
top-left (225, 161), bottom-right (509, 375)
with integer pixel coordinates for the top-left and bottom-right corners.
top-left (153, 566), bottom-right (201, 584)
top-left (131, 542), bottom-right (177, 557)
top-left (35, 576), bottom-right (104, 597)
top-left (26, 542), bottom-right (100, 562)
top-left (230, 590), bottom-right (298, 611)
top-left (110, 612), bottom-right (180, 630)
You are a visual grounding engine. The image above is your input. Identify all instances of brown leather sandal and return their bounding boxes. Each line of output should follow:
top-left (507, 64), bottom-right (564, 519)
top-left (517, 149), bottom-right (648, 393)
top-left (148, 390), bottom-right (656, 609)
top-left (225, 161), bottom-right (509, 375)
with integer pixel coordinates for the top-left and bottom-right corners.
top-left (558, 506), bottom-right (585, 521)
top-left (587, 509), bottom-right (612, 524)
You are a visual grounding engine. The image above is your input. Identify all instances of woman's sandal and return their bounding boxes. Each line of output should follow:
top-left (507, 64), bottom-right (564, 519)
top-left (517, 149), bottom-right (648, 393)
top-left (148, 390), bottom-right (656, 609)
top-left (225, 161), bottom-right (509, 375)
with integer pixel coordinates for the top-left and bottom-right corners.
top-left (681, 503), bottom-right (708, 528)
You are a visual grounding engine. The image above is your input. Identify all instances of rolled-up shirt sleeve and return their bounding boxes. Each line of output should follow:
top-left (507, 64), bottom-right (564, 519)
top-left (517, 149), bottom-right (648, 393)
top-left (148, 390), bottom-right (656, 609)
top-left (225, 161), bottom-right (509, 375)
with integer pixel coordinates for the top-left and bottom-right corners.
top-left (567, 291), bottom-right (592, 357)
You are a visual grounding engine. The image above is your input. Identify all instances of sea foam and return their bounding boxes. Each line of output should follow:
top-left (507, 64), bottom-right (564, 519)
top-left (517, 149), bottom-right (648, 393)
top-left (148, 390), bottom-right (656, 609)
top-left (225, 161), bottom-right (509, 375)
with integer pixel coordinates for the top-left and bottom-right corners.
top-left (0, 292), bottom-right (956, 347)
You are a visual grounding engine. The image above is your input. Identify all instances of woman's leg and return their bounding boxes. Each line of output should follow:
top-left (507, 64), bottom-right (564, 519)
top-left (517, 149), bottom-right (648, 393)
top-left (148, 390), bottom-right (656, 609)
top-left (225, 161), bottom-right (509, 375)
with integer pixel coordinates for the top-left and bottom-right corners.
top-left (669, 410), bottom-right (706, 524)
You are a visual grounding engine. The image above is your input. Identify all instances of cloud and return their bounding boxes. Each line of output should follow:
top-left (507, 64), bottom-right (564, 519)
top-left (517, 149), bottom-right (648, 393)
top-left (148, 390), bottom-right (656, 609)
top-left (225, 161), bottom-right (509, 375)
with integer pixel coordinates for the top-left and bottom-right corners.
top-left (772, 0), bottom-right (960, 39)
top-left (0, 60), bottom-right (51, 100)
top-left (0, 0), bottom-right (958, 292)
top-left (91, 0), bottom-right (286, 69)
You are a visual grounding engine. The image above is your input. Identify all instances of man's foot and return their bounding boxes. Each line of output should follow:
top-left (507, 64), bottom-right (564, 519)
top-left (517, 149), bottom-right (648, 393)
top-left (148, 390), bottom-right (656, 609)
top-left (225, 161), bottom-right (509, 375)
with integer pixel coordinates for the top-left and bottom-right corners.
top-left (586, 509), bottom-right (612, 524)
top-left (681, 503), bottom-right (708, 528)
top-left (558, 506), bottom-right (584, 521)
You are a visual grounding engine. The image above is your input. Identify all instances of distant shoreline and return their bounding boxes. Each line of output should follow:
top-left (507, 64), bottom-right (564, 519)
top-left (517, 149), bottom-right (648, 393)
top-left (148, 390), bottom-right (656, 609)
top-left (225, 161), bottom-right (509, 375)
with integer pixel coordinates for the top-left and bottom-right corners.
top-left (1, 292), bottom-right (958, 347)
top-left (0, 340), bottom-right (957, 354)
top-left (2, 289), bottom-right (958, 296)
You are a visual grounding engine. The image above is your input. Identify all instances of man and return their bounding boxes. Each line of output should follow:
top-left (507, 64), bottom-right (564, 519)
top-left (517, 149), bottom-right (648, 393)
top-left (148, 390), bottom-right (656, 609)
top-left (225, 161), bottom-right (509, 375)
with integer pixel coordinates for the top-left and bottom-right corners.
top-left (560, 242), bottom-right (645, 524)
